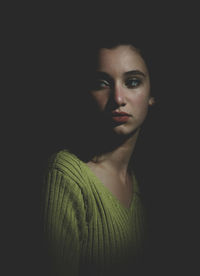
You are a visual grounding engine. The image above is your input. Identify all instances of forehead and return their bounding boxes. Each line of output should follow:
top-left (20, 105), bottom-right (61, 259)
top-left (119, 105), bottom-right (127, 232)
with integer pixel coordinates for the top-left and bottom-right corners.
top-left (97, 45), bottom-right (148, 75)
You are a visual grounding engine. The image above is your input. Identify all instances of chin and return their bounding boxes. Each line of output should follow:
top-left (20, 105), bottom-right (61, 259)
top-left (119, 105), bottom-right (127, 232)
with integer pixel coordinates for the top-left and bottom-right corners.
top-left (112, 124), bottom-right (139, 137)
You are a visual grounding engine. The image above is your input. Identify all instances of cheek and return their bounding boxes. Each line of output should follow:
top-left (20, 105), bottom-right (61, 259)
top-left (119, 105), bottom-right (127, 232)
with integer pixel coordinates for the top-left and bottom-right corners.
top-left (132, 93), bottom-right (150, 118)
top-left (89, 93), bottom-right (107, 110)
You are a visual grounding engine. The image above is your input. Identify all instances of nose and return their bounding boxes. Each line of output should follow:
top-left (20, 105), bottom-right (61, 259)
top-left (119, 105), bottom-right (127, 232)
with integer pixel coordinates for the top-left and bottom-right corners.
top-left (112, 83), bottom-right (126, 107)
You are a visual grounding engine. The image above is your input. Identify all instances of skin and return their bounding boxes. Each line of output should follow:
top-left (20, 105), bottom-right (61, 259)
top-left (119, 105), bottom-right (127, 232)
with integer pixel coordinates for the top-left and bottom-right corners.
top-left (86, 45), bottom-right (154, 208)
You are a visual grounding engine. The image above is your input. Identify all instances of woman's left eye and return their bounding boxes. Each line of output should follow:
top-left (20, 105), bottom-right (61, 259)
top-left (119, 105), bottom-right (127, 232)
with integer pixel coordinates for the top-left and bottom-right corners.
top-left (125, 78), bottom-right (141, 88)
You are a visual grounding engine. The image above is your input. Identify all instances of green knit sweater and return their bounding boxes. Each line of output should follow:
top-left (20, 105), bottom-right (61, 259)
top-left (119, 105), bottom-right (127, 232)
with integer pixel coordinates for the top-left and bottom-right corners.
top-left (42, 149), bottom-right (146, 275)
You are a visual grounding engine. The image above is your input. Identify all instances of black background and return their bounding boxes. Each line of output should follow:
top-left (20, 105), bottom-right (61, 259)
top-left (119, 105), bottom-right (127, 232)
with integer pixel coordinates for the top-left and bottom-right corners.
top-left (3, 2), bottom-right (199, 275)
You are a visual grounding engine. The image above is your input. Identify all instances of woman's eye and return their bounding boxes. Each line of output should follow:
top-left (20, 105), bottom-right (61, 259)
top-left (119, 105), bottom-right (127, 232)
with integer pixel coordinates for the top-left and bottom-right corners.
top-left (99, 80), bottom-right (109, 88)
top-left (93, 80), bottom-right (110, 90)
top-left (125, 78), bottom-right (141, 88)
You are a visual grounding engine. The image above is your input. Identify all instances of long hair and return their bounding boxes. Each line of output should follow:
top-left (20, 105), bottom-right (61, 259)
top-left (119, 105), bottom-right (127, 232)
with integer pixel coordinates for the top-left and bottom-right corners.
top-left (59, 35), bottom-right (154, 162)
top-left (46, 31), bottom-right (157, 168)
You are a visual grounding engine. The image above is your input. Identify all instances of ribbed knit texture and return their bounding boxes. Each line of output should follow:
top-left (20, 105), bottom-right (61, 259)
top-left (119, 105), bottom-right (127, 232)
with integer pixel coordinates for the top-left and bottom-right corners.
top-left (42, 149), bottom-right (146, 276)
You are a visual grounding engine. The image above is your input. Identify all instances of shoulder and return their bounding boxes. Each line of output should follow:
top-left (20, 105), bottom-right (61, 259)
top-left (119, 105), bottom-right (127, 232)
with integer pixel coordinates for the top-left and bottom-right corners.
top-left (42, 151), bottom-right (90, 240)
top-left (46, 149), bottom-right (87, 187)
top-left (48, 149), bottom-right (80, 171)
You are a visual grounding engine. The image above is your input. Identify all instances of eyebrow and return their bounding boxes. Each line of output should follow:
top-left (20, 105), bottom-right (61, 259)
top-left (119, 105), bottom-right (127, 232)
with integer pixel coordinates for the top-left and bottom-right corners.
top-left (124, 70), bottom-right (146, 77)
top-left (94, 71), bottom-right (113, 81)
top-left (95, 70), bottom-right (146, 79)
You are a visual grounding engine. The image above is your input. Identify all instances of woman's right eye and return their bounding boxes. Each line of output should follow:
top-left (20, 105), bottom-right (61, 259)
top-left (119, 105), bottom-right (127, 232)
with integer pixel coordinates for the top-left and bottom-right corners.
top-left (93, 80), bottom-right (110, 90)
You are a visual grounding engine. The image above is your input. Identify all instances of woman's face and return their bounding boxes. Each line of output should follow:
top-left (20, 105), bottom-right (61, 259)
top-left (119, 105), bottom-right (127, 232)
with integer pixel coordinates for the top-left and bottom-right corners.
top-left (89, 45), bottom-right (154, 136)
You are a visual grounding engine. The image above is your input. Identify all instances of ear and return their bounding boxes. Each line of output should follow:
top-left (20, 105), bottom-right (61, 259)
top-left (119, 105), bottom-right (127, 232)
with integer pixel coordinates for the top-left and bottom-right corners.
top-left (148, 97), bottom-right (155, 106)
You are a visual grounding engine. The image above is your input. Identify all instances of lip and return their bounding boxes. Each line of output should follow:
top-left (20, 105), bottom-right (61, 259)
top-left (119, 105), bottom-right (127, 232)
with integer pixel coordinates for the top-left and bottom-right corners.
top-left (111, 111), bottom-right (131, 117)
top-left (112, 116), bottom-right (130, 123)
top-left (111, 112), bottom-right (131, 123)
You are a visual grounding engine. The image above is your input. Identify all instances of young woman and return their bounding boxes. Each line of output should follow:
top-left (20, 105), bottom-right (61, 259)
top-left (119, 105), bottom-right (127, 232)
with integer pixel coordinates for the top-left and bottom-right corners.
top-left (41, 37), bottom-right (155, 275)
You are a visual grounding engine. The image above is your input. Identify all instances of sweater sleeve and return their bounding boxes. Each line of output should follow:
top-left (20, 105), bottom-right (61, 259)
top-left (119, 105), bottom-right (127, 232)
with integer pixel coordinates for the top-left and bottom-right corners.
top-left (42, 154), bottom-right (87, 276)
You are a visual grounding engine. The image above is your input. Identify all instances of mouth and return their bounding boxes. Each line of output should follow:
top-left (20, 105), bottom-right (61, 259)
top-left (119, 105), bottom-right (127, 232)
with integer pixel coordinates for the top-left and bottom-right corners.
top-left (111, 111), bottom-right (131, 117)
top-left (111, 111), bottom-right (131, 123)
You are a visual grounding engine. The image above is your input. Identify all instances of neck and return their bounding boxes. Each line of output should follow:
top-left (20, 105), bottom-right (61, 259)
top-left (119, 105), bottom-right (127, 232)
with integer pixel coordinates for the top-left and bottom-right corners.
top-left (91, 128), bottom-right (140, 176)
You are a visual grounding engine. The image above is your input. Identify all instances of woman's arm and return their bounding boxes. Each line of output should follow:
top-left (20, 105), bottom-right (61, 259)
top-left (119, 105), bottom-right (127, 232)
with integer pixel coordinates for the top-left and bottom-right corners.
top-left (42, 165), bottom-right (87, 276)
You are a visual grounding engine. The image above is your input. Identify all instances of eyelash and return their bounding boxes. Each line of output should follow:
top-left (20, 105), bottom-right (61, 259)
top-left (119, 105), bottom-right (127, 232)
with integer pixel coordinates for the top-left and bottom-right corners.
top-left (93, 78), bottom-right (142, 90)
top-left (92, 80), bottom-right (110, 90)
top-left (98, 80), bottom-right (110, 88)
top-left (125, 78), bottom-right (142, 88)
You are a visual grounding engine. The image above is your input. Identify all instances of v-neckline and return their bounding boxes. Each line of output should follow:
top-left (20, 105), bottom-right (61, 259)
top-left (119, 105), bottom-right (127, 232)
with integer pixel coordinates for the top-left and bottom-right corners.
top-left (81, 160), bottom-right (137, 212)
